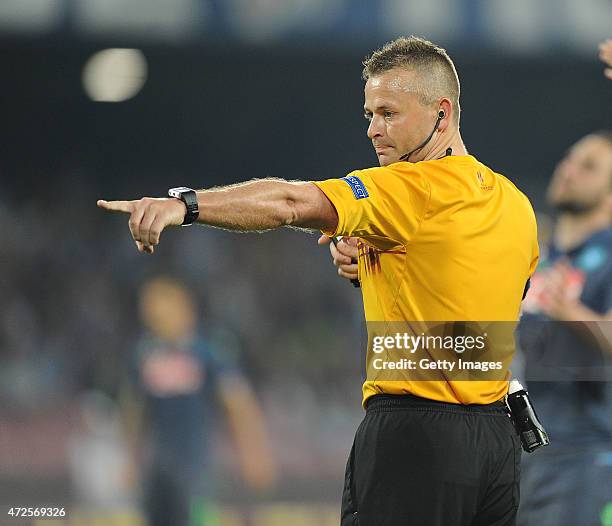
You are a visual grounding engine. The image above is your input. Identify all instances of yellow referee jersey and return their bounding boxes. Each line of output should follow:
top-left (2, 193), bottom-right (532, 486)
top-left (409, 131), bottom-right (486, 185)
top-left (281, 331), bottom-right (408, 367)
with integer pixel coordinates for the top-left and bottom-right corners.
top-left (313, 155), bottom-right (539, 406)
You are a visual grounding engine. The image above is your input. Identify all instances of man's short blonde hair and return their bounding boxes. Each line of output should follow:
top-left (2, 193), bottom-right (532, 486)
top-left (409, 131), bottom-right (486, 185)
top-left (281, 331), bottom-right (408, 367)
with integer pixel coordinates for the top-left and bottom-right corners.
top-left (363, 36), bottom-right (461, 124)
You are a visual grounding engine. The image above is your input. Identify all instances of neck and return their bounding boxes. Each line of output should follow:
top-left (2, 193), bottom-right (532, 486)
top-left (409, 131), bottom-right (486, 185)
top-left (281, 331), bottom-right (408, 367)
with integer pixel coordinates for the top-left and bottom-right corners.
top-left (422, 126), bottom-right (467, 161)
top-left (553, 207), bottom-right (610, 251)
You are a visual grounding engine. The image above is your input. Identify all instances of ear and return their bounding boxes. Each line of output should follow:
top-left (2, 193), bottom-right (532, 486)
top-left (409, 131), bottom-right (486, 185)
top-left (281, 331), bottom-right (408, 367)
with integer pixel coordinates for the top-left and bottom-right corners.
top-left (437, 98), bottom-right (453, 132)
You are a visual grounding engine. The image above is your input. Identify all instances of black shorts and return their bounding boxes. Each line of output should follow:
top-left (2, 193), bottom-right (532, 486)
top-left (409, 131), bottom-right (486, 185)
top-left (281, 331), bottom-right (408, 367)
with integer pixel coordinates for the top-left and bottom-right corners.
top-left (341, 394), bottom-right (521, 526)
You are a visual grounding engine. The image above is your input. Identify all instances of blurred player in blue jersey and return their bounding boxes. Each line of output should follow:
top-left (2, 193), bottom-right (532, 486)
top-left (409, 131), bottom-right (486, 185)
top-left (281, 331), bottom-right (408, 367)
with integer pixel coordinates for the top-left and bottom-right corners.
top-left (121, 276), bottom-right (276, 526)
top-left (517, 132), bottom-right (612, 526)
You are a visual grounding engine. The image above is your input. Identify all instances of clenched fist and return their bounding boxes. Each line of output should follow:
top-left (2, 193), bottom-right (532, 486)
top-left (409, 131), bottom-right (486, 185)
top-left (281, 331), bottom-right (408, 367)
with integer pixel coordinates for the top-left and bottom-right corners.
top-left (97, 197), bottom-right (187, 254)
top-left (318, 235), bottom-right (359, 280)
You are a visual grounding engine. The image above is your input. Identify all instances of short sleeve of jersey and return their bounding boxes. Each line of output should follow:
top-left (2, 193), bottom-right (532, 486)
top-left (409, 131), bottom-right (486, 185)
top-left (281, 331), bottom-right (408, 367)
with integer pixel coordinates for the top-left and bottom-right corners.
top-left (312, 164), bottom-right (430, 249)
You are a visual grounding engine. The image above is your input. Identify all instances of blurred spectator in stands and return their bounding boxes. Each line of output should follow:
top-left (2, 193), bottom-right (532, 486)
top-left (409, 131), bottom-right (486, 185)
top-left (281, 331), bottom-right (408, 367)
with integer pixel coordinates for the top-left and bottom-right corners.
top-left (121, 275), bottom-right (276, 526)
top-left (68, 390), bottom-right (134, 513)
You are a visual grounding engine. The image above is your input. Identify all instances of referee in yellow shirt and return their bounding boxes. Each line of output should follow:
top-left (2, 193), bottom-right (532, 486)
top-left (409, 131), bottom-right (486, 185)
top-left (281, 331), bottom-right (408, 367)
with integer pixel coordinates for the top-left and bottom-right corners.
top-left (99, 36), bottom-right (538, 526)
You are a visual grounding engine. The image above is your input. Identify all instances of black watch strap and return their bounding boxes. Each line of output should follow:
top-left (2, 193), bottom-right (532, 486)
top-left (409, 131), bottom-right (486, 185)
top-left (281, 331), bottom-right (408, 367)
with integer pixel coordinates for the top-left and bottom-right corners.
top-left (168, 187), bottom-right (199, 226)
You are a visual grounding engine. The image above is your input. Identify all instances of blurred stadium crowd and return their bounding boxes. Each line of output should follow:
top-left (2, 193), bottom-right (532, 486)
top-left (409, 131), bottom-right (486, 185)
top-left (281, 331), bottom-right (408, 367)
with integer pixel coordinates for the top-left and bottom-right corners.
top-left (0, 182), bottom-right (364, 503)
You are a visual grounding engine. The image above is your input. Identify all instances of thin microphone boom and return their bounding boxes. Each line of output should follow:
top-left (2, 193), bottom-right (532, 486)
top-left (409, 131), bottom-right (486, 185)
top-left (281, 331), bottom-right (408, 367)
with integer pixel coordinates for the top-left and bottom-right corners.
top-left (399, 112), bottom-right (444, 162)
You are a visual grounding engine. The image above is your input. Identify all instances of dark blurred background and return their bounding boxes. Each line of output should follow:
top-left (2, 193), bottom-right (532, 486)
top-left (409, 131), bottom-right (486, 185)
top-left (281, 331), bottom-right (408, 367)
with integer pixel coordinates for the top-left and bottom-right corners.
top-left (0, 1), bottom-right (610, 525)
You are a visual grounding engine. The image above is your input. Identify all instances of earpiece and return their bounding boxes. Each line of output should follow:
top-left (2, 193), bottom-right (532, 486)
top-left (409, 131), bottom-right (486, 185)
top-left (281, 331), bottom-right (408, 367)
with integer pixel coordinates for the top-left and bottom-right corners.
top-left (438, 109), bottom-right (446, 119)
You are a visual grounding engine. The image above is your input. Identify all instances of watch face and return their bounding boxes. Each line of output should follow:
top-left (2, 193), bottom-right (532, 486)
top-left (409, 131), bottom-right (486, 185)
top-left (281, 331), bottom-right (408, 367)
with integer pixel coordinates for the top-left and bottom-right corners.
top-left (168, 187), bottom-right (192, 198)
top-left (167, 188), bottom-right (198, 225)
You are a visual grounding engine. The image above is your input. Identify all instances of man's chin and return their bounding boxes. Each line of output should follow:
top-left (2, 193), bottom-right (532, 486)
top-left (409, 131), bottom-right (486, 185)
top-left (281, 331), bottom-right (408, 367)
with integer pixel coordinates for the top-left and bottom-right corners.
top-left (377, 152), bottom-right (401, 166)
top-left (552, 200), bottom-right (598, 215)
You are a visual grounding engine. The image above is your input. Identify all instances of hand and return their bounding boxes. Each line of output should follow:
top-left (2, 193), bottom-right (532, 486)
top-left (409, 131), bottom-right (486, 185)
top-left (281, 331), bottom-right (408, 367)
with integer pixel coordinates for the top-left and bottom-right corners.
top-left (241, 452), bottom-right (278, 492)
top-left (318, 235), bottom-right (359, 280)
top-left (599, 39), bottom-right (612, 80)
top-left (120, 458), bottom-right (140, 491)
top-left (97, 197), bottom-right (187, 254)
top-left (540, 260), bottom-right (581, 321)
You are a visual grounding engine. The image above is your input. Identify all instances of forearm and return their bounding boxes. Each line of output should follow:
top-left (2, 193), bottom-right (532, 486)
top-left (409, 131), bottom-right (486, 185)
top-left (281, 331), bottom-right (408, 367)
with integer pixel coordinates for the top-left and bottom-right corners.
top-left (98, 177), bottom-right (337, 253)
top-left (560, 304), bottom-right (612, 356)
top-left (195, 178), bottom-right (335, 232)
top-left (219, 378), bottom-right (277, 489)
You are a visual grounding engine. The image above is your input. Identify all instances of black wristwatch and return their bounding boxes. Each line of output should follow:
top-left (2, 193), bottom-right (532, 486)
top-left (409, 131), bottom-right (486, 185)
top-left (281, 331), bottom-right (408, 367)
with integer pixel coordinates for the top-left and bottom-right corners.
top-left (168, 187), bottom-right (199, 226)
